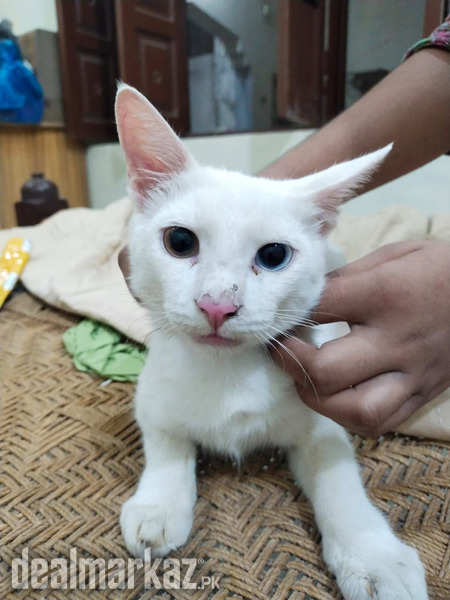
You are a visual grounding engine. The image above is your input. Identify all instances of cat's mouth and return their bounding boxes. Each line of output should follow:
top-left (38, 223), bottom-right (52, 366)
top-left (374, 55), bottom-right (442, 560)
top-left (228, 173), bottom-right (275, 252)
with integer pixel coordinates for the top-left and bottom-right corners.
top-left (194, 333), bottom-right (241, 347)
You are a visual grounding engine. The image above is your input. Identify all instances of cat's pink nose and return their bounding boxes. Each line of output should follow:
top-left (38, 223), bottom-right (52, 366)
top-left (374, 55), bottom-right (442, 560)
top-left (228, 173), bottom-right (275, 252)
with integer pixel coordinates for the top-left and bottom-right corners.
top-left (197, 294), bottom-right (239, 331)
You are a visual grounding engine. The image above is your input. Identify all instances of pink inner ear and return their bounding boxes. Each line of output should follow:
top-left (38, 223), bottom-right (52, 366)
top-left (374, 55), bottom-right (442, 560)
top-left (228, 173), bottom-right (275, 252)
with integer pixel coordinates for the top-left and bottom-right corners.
top-left (296, 144), bottom-right (393, 236)
top-left (116, 87), bottom-right (193, 208)
top-left (313, 190), bottom-right (341, 235)
top-left (124, 137), bottom-right (175, 204)
top-left (119, 111), bottom-right (185, 202)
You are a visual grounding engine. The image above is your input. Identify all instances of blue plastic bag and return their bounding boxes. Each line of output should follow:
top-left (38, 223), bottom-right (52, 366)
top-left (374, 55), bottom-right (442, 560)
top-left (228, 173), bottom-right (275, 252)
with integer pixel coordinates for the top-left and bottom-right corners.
top-left (0, 39), bottom-right (43, 123)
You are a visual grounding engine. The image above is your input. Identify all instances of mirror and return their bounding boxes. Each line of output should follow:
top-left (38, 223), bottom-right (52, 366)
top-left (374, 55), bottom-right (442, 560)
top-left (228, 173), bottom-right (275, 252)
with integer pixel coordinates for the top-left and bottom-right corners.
top-left (1, 0), bottom-right (430, 138)
top-left (187, 0), bottom-right (279, 134)
top-left (186, 0), bottom-right (427, 135)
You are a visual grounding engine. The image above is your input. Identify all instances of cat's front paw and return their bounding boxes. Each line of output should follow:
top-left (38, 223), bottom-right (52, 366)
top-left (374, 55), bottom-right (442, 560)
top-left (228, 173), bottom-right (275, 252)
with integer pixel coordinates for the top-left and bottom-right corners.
top-left (326, 532), bottom-right (428, 600)
top-left (120, 497), bottom-right (193, 558)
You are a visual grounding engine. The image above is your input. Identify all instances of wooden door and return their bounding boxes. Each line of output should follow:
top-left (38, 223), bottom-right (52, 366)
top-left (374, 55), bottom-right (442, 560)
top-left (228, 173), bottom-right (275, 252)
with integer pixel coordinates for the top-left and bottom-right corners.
top-left (56, 0), bottom-right (119, 141)
top-left (115, 0), bottom-right (190, 134)
top-left (423, 0), bottom-right (448, 35)
top-left (277, 0), bottom-right (348, 127)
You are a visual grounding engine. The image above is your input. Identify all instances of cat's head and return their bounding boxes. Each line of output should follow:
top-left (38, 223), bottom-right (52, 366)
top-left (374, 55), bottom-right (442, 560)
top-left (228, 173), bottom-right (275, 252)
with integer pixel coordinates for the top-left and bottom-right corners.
top-left (116, 84), bottom-right (391, 351)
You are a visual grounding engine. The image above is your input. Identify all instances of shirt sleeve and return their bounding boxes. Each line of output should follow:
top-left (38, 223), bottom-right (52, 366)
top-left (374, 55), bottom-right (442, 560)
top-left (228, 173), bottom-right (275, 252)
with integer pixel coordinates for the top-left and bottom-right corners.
top-left (403, 15), bottom-right (450, 60)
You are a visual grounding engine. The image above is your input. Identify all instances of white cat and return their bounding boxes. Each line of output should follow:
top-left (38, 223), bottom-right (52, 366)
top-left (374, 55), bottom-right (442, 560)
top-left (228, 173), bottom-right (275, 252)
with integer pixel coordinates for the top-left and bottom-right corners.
top-left (115, 84), bottom-right (428, 600)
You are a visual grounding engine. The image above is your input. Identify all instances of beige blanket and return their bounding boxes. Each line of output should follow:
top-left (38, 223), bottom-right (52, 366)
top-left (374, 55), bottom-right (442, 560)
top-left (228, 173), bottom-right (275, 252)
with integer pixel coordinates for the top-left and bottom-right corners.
top-left (1, 199), bottom-right (450, 441)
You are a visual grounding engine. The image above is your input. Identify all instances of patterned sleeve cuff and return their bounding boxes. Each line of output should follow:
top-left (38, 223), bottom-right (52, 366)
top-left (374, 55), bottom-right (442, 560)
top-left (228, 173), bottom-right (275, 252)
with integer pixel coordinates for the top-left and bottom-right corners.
top-left (403, 15), bottom-right (450, 60)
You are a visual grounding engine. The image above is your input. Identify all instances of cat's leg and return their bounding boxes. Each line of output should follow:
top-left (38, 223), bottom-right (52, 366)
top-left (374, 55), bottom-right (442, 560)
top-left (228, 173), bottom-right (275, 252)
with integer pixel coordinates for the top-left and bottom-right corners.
top-left (288, 418), bottom-right (427, 600)
top-left (121, 427), bottom-right (197, 558)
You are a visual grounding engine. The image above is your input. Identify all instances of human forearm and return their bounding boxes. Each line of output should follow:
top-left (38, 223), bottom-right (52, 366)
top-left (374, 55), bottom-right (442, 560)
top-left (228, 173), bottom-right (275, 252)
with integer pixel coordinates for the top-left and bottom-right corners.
top-left (260, 49), bottom-right (450, 193)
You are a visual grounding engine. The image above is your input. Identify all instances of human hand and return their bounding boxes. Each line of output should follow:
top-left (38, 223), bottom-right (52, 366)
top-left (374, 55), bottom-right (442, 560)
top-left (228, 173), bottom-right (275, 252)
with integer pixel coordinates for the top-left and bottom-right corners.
top-left (271, 241), bottom-right (450, 437)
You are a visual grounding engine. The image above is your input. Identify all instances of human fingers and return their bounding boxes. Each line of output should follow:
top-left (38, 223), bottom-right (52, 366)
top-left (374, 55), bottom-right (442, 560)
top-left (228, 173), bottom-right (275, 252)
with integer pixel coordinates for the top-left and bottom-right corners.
top-left (275, 328), bottom-right (399, 397)
top-left (311, 241), bottom-right (426, 325)
top-left (310, 268), bottom-right (387, 324)
top-left (299, 371), bottom-right (417, 437)
top-left (377, 394), bottom-right (429, 435)
top-left (327, 241), bottom-right (425, 280)
top-left (381, 375), bottom-right (450, 434)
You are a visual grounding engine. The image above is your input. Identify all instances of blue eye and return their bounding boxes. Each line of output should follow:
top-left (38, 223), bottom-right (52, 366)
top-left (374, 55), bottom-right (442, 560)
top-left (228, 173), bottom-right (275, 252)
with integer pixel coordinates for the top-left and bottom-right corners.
top-left (163, 227), bottom-right (199, 258)
top-left (255, 243), bottom-right (293, 271)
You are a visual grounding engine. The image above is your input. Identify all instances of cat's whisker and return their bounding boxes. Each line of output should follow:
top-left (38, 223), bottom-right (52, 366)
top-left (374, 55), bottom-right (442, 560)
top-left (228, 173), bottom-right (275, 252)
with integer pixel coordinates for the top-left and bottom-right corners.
top-left (252, 331), bottom-right (270, 351)
top-left (126, 312), bottom-right (165, 332)
top-left (142, 320), bottom-right (178, 346)
top-left (265, 324), bottom-right (292, 338)
top-left (254, 332), bottom-right (288, 371)
top-left (265, 323), bottom-right (314, 341)
top-left (272, 313), bottom-right (320, 328)
top-left (281, 322), bottom-right (319, 331)
top-left (274, 307), bottom-right (347, 325)
top-left (311, 310), bottom-right (346, 321)
top-left (274, 317), bottom-right (318, 327)
top-left (123, 305), bottom-right (171, 345)
top-left (142, 326), bottom-right (165, 346)
top-left (293, 316), bottom-right (319, 325)
top-left (274, 308), bottom-right (312, 315)
top-left (275, 316), bottom-right (317, 326)
top-left (262, 324), bottom-right (319, 402)
top-left (271, 337), bottom-right (319, 404)
top-left (253, 329), bottom-right (307, 392)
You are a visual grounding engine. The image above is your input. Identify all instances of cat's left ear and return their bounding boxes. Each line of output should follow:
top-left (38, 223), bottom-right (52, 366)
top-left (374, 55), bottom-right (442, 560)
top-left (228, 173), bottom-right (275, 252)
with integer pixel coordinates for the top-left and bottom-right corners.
top-left (298, 144), bottom-right (393, 234)
top-left (115, 83), bottom-right (197, 208)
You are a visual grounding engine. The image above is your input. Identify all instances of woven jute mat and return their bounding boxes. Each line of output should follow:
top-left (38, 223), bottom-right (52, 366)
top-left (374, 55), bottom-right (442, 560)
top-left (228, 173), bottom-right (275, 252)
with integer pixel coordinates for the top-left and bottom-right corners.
top-left (1, 292), bottom-right (449, 600)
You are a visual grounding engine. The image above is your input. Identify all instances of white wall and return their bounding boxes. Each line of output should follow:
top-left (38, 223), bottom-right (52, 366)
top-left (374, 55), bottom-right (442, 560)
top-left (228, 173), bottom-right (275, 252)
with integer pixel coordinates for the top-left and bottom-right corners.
top-left (87, 131), bottom-right (450, 216)
top-left (0, 0), bottom-right (57, 35)
top-left (346, 0), bottom-right (426, 73)
top-left (188, 0), bottom-right (279, 130)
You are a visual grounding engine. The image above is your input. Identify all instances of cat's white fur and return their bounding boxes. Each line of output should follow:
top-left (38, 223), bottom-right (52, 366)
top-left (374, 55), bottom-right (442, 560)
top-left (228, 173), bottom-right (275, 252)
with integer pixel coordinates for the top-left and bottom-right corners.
top-left (115, 84), bottom-right (428, 600)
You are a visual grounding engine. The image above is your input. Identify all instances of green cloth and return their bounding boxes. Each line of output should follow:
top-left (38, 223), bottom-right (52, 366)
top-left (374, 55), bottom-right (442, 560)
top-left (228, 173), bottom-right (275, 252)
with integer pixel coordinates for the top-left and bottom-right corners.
top-left (63, 320), bottom-right (147, 382)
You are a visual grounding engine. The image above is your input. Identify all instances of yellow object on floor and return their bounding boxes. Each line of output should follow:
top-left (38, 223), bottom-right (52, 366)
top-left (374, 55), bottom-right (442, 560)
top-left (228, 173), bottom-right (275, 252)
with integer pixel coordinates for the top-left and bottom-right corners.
top-left (0, 237), bottom-right (31, 309)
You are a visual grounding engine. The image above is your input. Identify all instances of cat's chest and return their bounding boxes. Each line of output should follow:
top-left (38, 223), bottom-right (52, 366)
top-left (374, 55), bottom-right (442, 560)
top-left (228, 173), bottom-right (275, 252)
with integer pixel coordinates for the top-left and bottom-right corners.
top-left (135, 334), bottom-right (297, 450)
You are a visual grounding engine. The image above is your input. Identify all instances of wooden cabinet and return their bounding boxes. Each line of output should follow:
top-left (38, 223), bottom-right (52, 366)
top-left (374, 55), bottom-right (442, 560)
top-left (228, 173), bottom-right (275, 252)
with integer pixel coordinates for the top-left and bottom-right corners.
top-left (56, 0), bottom-right (190, 141)
top-left (56, 0), bottom-right (119, 141)
top-left (0, 125), bottom-right (89, 229)
top-left (423, 0), bottom-right (448, 36)
top-left (277, 0), bottom-right (348, 127)
top-left (115, 0), bottom-right (189, 134)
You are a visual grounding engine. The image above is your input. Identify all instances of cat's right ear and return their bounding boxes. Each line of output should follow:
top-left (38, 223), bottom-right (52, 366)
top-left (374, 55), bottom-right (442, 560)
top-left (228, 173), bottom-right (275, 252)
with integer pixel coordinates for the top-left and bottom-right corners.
top-left (115, 83), bottom-right (196, 208)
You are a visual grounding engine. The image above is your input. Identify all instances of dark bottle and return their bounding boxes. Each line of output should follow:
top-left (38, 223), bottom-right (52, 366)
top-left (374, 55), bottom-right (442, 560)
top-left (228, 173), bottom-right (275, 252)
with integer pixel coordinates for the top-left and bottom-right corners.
top-left (15, 173), bottom-right (69, 226)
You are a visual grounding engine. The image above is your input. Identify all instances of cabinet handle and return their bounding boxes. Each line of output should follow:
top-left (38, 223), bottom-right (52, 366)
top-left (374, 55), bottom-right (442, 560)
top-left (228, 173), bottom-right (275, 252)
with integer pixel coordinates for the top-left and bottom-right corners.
top-left (152, 70), bottom-right (163, 84)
